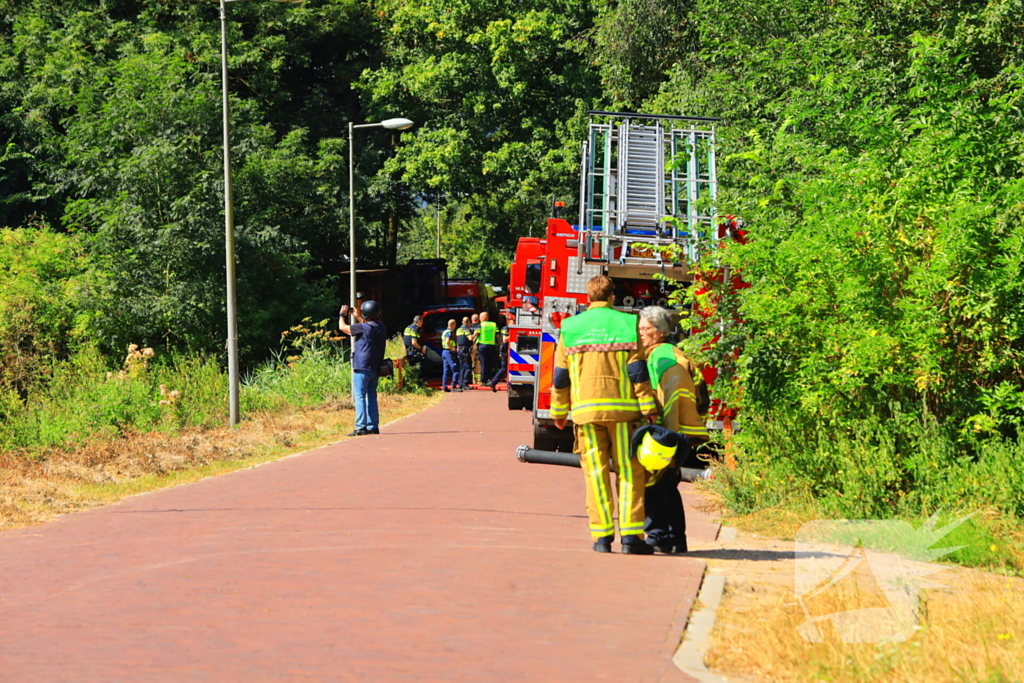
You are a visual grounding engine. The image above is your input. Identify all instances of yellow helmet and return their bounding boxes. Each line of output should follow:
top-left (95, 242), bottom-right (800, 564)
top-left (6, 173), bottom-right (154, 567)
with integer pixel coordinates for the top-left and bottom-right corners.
top-left (636, 430), bottom-right (677, 472)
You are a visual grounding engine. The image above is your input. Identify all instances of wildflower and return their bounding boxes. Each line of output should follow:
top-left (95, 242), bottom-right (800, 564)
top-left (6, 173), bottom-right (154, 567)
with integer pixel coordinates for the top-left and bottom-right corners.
top-left (997, 632), bottom-right (1012, 641)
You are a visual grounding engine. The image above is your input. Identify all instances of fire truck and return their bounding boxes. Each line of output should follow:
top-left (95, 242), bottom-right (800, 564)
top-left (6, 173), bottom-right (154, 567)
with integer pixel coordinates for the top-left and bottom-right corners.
top-left (505, 110), bottom-right (736, 452)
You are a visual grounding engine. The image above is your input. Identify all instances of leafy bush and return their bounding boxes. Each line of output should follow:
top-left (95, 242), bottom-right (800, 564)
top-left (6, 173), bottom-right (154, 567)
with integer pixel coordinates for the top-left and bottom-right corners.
top-left (0, 228), bottom-right (91, 393)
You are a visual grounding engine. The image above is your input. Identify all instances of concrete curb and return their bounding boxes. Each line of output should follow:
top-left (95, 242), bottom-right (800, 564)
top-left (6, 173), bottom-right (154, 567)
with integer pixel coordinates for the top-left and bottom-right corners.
top-left (673, 525), bottom-right (736, 683)
top-left (674, 572), bottom-right (728, 682)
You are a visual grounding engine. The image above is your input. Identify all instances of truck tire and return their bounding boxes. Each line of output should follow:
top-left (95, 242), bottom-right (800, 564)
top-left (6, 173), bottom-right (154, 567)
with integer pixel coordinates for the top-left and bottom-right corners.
top-left (534, 423), bottom-right (574, 452)
top-left (508, 394), bottom-right (523, 411)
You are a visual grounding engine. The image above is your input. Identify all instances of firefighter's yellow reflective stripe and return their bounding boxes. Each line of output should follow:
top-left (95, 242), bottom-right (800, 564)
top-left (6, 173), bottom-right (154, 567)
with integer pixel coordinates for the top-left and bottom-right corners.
top-left (615, 421), bottom-right (643, 536)
top-left (614, 421), bottom-right (629, 532)
top-left (580, 423), bottom-right (612, 538)
top-left (662, 388), bottom-right (695, 419)
top-left (572, 398), bottom-right (641, 410)
top-left (572, 408), bottom-right (642, 421)
top-left (679, 424), bottom-right (709, 437)
top-left (638, 395), bottom-right (657, 415)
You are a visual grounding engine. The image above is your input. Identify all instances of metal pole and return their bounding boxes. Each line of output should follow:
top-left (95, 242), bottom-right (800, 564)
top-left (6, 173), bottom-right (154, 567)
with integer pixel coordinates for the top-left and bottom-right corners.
top-left (220, 0), bottom-right (240, 428)
top-left (348, 121), bottom-right (356, 386)
top-left (436, 199), bottom-right (441, 259)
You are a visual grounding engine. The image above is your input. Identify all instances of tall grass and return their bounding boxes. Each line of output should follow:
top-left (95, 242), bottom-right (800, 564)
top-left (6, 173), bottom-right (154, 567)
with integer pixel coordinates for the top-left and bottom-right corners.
top-left (0, 331), bottom-right (420, 457)
top-left (718, 408), bottom-right (1024, 571)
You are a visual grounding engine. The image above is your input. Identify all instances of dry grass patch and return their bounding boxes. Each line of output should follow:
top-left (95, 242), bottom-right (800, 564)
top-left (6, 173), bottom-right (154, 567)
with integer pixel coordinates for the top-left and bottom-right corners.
top-left (700, 533), bottom-right (1024, 683)
top-left (0, 392), bottom-right (441, 530)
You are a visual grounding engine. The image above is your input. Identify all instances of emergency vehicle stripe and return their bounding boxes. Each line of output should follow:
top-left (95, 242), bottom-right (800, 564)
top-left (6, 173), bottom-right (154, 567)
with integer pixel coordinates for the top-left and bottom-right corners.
top-left (509, 349), bottom-right (537, 365)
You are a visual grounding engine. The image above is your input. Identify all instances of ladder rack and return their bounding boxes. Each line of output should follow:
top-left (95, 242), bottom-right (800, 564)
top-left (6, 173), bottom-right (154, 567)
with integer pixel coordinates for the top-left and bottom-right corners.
top-left (578, 111), bottom-right (718, 269)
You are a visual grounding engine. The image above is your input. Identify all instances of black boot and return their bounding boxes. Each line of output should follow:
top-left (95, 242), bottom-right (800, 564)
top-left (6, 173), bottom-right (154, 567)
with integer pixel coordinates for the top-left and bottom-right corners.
top-left (592, 535), bottom-right (614, 553)
top-left (621, 535), bottom-right (655, 555)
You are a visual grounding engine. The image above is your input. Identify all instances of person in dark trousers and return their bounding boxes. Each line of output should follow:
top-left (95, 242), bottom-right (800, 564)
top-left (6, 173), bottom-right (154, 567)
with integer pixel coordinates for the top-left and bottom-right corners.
top-left (470, 313), bottom-right (481, 384)
top-left (403, 315), bottom-right (425, 367)
top-left (339, 300), bottom-right (387, 436)
top-left (636, 306), bottom-right (710, 553)
top-left (476, 311), bottom-right (499, 387)
top-left (456, 316), bottom-right (474, 389)
top-left (487, 321), bottom-right (509, 392)
top-left (441, 319), bottom-right (462, 392)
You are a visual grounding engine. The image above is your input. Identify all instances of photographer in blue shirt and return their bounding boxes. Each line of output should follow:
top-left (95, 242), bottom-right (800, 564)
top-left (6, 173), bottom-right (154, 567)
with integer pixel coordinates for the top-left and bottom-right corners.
top-left (339, 301), bottom-right (387, 436)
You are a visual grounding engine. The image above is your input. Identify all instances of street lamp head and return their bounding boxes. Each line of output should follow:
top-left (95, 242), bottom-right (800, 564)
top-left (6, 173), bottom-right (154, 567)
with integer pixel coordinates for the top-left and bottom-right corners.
top-left (381, 118), bottom-right (415, 130)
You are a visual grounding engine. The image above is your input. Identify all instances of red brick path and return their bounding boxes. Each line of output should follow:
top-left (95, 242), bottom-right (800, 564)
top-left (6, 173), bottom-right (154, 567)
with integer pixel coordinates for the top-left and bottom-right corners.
top-left (0, 392), bottom-right (717, 682)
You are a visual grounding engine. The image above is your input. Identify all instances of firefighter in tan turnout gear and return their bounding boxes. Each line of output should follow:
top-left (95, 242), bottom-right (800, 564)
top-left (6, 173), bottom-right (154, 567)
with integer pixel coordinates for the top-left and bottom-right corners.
top-left (637, 305), bottom-right (710, 554)
top-left (551, 275), bottom-right (659, 554)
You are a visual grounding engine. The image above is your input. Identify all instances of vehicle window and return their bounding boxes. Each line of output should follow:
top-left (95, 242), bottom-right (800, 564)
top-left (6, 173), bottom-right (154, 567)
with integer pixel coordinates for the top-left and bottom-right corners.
top-left (424, 314), bottom-right (451, 334)
top-left (516, 335), bottom-right (540, 354)
top-left (525, 263), bottom-right (542, 294)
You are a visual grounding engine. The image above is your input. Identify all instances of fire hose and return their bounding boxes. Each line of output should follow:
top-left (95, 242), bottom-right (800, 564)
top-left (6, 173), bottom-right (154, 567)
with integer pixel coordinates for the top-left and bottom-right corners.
top-left (515, 445), bottom-right (712, 481)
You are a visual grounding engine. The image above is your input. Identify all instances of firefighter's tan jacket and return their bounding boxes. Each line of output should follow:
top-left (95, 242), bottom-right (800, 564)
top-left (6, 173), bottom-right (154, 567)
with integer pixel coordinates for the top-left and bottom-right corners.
top-left (648, 343), bottom-right (709, 443)
top-left (550, 302), bottom-right (658, 424)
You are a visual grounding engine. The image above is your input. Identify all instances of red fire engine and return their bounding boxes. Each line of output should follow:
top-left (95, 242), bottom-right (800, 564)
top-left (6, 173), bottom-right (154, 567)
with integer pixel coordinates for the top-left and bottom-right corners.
top-left (505, 110), bottom-right (743, 451)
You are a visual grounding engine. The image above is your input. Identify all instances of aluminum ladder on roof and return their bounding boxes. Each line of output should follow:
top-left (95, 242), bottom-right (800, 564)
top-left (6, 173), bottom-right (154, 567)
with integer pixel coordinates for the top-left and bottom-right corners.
top-left (620, 122), bottom-right (664, 233)
top-left (579, 112), bottom-right (718, 264)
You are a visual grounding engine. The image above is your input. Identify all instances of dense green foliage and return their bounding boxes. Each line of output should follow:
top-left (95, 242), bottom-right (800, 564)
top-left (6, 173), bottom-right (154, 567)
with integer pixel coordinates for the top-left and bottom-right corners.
top-left (659, 0), bottom-right (1024, 535)
top-left (2, 0), bottom-right (1024, 544)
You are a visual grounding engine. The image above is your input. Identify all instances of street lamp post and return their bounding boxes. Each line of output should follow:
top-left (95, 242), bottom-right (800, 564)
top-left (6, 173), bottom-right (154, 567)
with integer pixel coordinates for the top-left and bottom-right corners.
top-left (219, 0), bottom-right (302, 428)
top-left (347, 118), bottom-right (415, 365)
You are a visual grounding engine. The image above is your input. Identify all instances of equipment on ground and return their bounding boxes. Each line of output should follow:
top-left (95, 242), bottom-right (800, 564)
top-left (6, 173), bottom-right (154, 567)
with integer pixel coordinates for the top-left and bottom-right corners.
top-left (515, 444), bottom-right (713, 481)
top-left (632, 425), bottom-right (680, 473)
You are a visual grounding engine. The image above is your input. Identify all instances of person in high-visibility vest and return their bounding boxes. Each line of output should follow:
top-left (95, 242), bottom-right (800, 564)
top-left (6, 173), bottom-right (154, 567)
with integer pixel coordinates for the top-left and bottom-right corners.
top-left (637, 306), bottom-right (710, 554)
top-left (470, 313), bottom-right (481, 383)
top-left (440, 319), bottom-right (462, 392)
top-left (456, 316), bottom-right (474, 390)
top-left (476, 311), bottom-right (499, 388)
top-left (403, 315), bottom-right (425, 367)
top-left (487, 321), bottom-right (509, 392)
top-left (552, 275), bottom-right (659, 554)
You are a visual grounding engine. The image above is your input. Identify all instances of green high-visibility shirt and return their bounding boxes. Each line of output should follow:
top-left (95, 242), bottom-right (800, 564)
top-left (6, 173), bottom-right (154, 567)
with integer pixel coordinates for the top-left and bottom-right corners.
top-left (478, 320), bottom-right (498, 345)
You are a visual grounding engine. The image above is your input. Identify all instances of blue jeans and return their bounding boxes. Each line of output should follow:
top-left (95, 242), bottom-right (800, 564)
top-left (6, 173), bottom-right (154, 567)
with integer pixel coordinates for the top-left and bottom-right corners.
top-left (442, 350), bottom-right (459, 388)
top-left (353, 369), bottom-right (380, 431)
